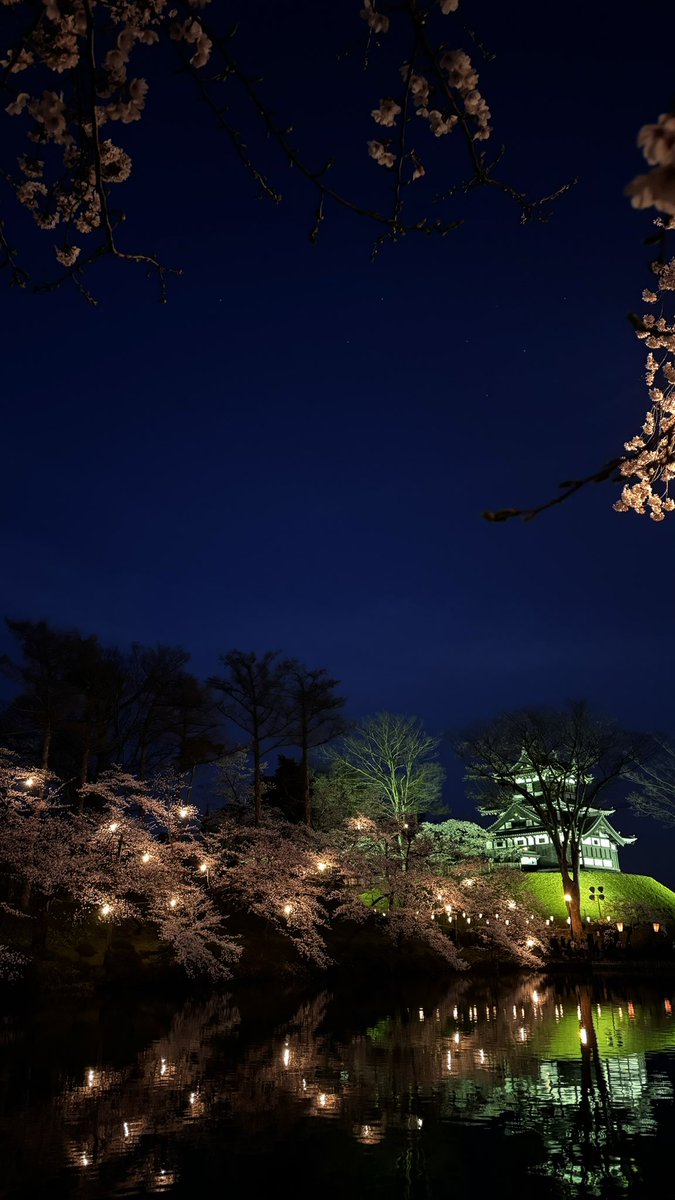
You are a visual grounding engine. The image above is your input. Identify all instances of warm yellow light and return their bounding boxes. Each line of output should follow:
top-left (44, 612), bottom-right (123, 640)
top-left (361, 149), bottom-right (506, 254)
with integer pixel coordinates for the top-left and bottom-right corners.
top-left (109, 822), bottom-right (119, 833)
top-left (526, 938), bottom-right (536, 948)
top-left (179, 807), bottom-right (189, 819)
top-left (169, 897), bottom-right (178, 908)
top-left (25, 776), bottom-right (35, 788)
top-left (580, 1027), bottom-right (588, 1045)
top-left (616, 921), bottom-right (624, 932)
top-left (317, 861), bottom-right (327, 872)
top-left (142, 852), bottom-right (151, 863)
top-left (100, 903), bottom-right (111, 916)
top-left (199, 862), bottom-right (208, 873)
top-left (564, 893), bottom-right (572, 903)
top-left (283, 903), bottom-right (293, 916)
top-left (653, 921), bottom-right (661, 933)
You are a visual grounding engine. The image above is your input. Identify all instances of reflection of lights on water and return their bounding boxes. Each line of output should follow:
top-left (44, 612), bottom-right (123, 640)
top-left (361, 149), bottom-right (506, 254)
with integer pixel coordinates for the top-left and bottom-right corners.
top-left (665, 999), bottom-right (672, 1015)
top-left (452, 1006), bottom-right (458, 1020)
top-left (418, 1008), bottom-right (424, 1022)
top-left (302, 1078), bottom-right (307, 1090)
top-left (123, 1121), bottom-right (130, 1138)
top-left (512, 1006), bottom-right (518, 1019)
top-left (454, 1032), bottom-right (460, 1045)
top-left (417, 1117), bottom-right (423, 1129)
top-left (80, 1153), bottom-right (89, 1167)
top-left (446, 1051), bottom-right (452, 1071)
top-left (628, 1002), bottom-right (636, 1019)
top-left (478, 1048), bottom-right (485, 1064)
top-left (532, 991), bottom-right (540, 1005)
top-left (577, 1005), bottom-right (582, 1020)
top-left (160, 1058), bottom-right (167, 1076)
top-left (580, 1027), bottom-right (588, 1045)
top-left (519, 1027), bottom-right (527, 1042)
top-left (354, 1122), bottom-right (384, 1145)
top-left (282, 1045), bottom-right (291, 1068)
top-left (87, 1069), bottom-right (95, 1088)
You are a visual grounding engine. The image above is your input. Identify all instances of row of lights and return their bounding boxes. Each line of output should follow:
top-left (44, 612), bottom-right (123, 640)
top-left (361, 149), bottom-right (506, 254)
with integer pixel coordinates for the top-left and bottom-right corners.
top-left (563, 894), bottom-right (663, 933)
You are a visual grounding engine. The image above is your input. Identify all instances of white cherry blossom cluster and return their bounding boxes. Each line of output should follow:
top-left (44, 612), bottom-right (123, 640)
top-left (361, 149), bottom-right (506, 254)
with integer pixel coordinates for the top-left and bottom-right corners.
top-left (2, 0), bottom-right (213, 267)
top-left (618, 112), bottom-right (675, 519)
top-left (362, 1), bottom-right (492, 186)
top-left (626, 112), bottom-right (675, 218)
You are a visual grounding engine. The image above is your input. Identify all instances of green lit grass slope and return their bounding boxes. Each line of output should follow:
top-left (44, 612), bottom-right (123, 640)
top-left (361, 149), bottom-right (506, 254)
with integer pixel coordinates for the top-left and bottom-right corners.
top-left (516, 871), bottom-right (675, 923)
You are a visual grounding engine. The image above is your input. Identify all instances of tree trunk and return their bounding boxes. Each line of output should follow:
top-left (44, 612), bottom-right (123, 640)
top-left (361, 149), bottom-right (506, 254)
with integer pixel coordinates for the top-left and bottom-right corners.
top-left (41, 722), bottom-right (51, 772)
top-left (561, 867), bottom-right (585, 942)
top-left (302, 733), bottom-right (311, 828)
top-left (253, 744), bottom-right (261, 827)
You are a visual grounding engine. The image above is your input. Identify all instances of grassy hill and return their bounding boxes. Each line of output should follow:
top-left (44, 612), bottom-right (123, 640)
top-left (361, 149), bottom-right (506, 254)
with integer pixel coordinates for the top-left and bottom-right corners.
top-left (516, 871), bottom-right (675, 925)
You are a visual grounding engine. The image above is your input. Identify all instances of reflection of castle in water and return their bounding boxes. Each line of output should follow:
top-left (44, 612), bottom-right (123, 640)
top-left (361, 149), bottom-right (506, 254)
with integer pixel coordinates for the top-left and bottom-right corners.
top-left (1, 976), bottom-right (674, 1197)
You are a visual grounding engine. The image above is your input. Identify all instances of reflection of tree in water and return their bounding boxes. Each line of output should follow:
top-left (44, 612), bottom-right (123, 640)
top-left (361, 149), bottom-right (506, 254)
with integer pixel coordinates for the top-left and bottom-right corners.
top-left (1, 976), bottom-right (674, 1198)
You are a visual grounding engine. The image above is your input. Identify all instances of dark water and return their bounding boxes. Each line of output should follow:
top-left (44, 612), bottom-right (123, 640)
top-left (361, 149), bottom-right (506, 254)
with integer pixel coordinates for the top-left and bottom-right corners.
top-left (2, 972), bottom-right (675, 1199)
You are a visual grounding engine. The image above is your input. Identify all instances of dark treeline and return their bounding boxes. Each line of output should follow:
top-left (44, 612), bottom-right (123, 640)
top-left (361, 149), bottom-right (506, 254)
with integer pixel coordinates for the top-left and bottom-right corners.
top-left (0, 618), bottom-right (348, 825)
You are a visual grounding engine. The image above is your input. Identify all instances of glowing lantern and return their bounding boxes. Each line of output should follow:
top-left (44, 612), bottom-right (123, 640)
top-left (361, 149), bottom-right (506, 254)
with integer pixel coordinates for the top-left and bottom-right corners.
top-left (653, 922), bottom-right (661, 933)
top-left (616, 921), bottom-right (624, 932)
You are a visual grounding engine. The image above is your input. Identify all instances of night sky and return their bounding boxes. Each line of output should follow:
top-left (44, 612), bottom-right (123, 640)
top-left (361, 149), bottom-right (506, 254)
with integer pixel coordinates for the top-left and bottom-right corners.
top-left (2, 1), bottom-right (675, 882)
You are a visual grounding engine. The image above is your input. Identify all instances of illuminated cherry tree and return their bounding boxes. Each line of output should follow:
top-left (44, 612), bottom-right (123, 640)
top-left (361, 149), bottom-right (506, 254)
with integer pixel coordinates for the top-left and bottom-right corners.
top-left (332, 814), bottom-right (546, 969)
top-left (79, 768), bottom-right (242, 979)
top-left (204, 810), bottom-right (339, 969)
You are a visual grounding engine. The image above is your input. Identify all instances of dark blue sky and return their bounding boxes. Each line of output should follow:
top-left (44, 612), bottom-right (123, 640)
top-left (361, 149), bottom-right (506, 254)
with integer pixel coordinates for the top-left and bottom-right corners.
top-left (2, 0), bottom-right (675, 882)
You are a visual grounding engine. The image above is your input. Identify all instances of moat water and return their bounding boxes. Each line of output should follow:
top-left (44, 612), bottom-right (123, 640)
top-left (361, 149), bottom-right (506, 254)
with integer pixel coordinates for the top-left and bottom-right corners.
top-left (2, 971), bottom-right (675, 1199)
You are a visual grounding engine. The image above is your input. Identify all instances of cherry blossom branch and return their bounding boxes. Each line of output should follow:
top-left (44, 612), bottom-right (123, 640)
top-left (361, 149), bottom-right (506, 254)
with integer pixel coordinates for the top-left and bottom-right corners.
top-left (482, 457), bottom-right (625, 523)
